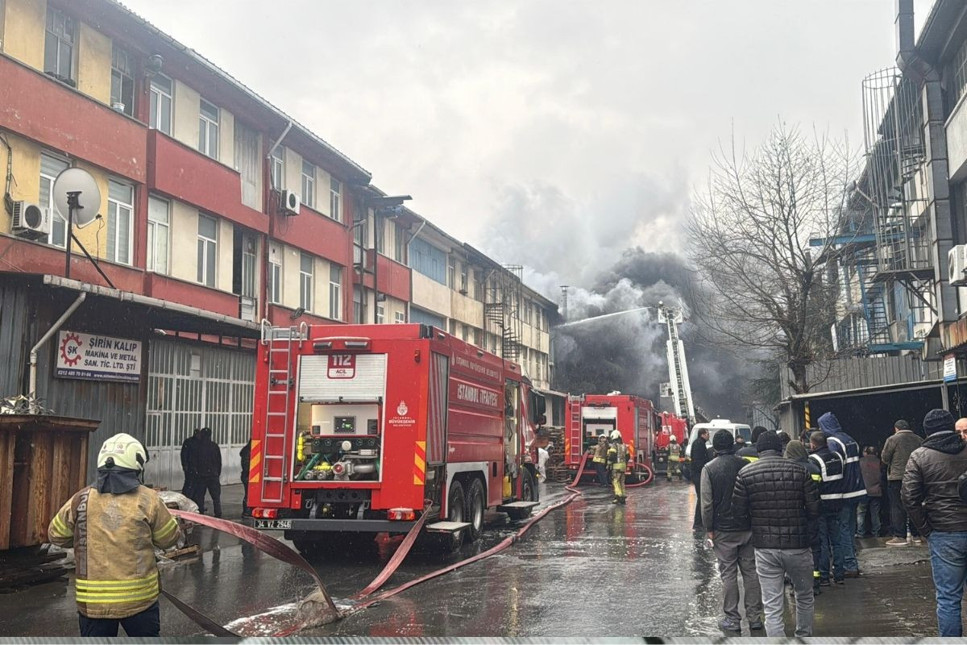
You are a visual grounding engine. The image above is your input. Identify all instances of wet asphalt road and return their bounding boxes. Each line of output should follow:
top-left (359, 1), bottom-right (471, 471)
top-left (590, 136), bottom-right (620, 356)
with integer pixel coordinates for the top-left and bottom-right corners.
top-left (0, 479), bottom-right (950, 637)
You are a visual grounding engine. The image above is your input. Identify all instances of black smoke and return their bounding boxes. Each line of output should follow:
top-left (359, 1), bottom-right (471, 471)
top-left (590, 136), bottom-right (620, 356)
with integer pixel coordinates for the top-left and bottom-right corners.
top-left (551, 248), bottom-right (755, 421)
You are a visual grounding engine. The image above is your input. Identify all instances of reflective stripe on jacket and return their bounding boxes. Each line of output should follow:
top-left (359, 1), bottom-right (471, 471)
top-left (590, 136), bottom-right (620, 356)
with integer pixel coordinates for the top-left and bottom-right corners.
top-left (48, 485), bottom-right (182, 619)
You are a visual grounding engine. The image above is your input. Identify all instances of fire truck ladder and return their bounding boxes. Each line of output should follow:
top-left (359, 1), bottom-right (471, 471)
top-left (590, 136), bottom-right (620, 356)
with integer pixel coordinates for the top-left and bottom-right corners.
top-left (567, 396), bottom-right (584, 463)
top-left (260, 324), bottom-right (305, 504)
top-left (659, 303), bottom-right (695, 425)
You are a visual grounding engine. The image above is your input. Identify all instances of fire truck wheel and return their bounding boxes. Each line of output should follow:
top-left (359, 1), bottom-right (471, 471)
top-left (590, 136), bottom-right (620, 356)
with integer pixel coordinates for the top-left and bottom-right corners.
top-left (464, 478), bottom-right (486, 543)
top-left (446, 480), bottom-right (467, 548)
top-left (521, 468), bottom-right (538, 504)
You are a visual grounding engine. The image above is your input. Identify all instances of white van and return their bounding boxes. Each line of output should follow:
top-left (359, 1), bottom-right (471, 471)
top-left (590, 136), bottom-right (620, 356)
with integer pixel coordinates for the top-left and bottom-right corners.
top-left (685, 419), bottom-right (753, 458)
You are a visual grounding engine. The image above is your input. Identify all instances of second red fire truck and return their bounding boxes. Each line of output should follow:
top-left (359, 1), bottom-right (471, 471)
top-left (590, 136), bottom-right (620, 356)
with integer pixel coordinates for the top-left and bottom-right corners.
top-left (562, 393), bottom-right (658, 482)
top-left (247, 323), bottom-right (545, 554)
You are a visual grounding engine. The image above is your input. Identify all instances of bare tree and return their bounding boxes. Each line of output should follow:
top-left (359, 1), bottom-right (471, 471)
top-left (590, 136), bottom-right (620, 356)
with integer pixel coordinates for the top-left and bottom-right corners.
top-left (687, 124), bottom-right (858, 395)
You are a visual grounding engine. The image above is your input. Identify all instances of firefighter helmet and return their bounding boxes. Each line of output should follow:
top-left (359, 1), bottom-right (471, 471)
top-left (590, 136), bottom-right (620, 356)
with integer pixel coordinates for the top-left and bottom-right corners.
top-left (610, 429), bottom-right (622, 442)
top-left (669, 435), bottom-right (678, 442)
top-left (97, 433), bottom-right (147, 471)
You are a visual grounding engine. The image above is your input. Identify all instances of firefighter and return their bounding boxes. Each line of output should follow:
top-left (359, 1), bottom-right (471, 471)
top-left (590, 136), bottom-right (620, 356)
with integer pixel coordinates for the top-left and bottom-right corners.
top-left (667, 435), bottom-right (682, 481)
top-left (590, 434), bottom-right (609, 486)
top-left (48, 433), bottom-right (182, 637)
top-left (608, 429), bottom-right (630, 504)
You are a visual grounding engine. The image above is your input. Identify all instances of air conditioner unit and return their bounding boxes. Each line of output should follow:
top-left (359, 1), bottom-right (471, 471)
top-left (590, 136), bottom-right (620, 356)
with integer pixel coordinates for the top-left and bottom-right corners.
top-left (280, 190), bottom-right (301, 216)
top-left (949, 245), bottom-right (967, 286)
top-left (11, 201), bottom-right (50, 240)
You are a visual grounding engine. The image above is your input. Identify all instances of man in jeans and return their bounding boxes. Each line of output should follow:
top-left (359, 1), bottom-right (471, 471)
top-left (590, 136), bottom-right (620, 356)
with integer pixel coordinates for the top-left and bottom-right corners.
top-left (902, 409), bottom-right (967, 636)
top-left (732, 431), bottom-right (820, 637)
top-left (818, 412), bottom-right (866, 576)
top-left (701, 430), bottom-right (763, 633)
top-left (882, 419), bottom-right (922, 546)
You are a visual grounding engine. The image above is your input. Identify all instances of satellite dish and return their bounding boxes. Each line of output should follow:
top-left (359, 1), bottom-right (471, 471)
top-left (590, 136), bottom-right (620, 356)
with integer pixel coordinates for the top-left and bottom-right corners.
top-left (53, 168), bottom-right (101, 228)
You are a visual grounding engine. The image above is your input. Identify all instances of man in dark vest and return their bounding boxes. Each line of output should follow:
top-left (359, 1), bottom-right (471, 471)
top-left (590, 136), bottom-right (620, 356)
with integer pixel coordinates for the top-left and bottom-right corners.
top-left (701, 430), bottom-right (763, 633)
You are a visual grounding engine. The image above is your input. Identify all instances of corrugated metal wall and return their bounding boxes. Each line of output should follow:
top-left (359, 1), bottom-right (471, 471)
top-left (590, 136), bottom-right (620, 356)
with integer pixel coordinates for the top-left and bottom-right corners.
top-left (780, 355), bottom-right (961, 399)
top-left (1, 281), bottom-right (149, 484)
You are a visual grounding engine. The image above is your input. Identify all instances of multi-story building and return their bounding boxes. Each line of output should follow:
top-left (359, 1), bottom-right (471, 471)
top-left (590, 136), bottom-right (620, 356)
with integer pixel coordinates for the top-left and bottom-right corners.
top-left (780, 0), bottom-right (967, 446)
top-left (0, 0), bottom-right (555, 489)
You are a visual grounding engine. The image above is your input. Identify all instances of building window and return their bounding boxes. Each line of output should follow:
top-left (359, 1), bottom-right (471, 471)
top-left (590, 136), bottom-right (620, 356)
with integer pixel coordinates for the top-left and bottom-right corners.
top-left (107, 180), bottom-right (134, 265)
top-left (150, 74), bottom-right (173, 135)
top-left (329, 265), bottom-right (342, 320)
top-left (198, 99), bottom-right (220, 159)
top-left (377, 304), bottom-right (385, 324)
top-left (330, 178), bottom-right (341, 222)
top-left (40, 153), bottom-right (69, 248)
top-left (44, 8), bottom-right (75, 84)
top-left (271, 148), bottom-right (285, 190)
top-left (268, 243), bottom-right (283, 305)
top-left (301, 161), bottom-right (315, 209)
top-left (110, 45), bottom-right (135, 116)
top-left (460, 268), bottom-right (468, 294)
top-left (353, 286), bottom-right (364, 323)
top-left (448, 258), bottom-right (456, 288)
top-left (147, 196), bottom-right (170, 274)
top-left (197, 214), bottom-right (217, 287)
top-left (375, 217), bottom-right (385, 254)
top-left (394, 311), bottom-right (406, 324)
top-left (300, 253), bottom-right (313, 312)
top-left (233, 231), bottom-right (257, 298)
top-left (394, 223), bottom-right (406, 263)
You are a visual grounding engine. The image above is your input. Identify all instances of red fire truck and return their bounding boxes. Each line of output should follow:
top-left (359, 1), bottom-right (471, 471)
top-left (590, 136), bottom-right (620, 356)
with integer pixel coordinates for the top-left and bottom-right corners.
top-left (562, 393), bottom-right (655, 482)
top-left (247, 323), bottom-right (545, 554)
top-left (653, 411), bottom-right (688, 476)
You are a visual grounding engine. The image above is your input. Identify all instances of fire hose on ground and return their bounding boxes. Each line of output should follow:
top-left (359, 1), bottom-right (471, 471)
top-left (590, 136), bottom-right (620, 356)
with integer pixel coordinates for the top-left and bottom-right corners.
top-left (164, 454), bottom-right (654, 636)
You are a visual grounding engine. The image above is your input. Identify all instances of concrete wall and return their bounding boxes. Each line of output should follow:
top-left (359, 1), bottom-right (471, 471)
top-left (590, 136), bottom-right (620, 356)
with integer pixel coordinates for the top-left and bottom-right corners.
top-left (76, 21), bottom-right (111, 103)
top-left (2, 0), bottom-right (45, 70)
top-left (412, 271), bottom-right (451, 318)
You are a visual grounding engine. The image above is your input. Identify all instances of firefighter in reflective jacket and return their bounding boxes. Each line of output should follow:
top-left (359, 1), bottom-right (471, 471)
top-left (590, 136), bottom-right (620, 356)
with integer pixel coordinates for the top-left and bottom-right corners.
top-left (667, 435), bottom-right (682, 480)
top-left (48, 433), bottom-right (182, 637)
top-left (591, 435), bottom-right (609, 486)
top-left (608, 430), bottom-right (630, 504)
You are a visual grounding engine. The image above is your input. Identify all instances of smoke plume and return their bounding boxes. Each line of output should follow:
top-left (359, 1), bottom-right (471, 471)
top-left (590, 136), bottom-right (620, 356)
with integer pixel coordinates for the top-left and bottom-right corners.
top-left (483, 178), bottom-right (757, 421)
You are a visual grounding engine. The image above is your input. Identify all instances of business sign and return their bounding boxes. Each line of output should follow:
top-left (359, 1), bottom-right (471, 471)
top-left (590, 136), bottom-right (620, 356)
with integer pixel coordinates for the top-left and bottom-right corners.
top-left (55, 331), bottom-right (142, 383)
top-left (944, 354), bottom-right (957, 383)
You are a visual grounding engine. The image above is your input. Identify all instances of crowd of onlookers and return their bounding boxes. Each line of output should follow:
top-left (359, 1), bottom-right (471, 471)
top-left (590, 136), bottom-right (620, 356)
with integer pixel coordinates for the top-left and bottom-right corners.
top-left (695, 409), bottom-right (967, 637)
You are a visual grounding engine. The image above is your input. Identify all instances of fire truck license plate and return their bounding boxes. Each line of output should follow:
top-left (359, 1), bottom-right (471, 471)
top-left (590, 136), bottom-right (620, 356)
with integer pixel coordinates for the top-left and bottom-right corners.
top-left (254, 519), bottom-right (292, 530)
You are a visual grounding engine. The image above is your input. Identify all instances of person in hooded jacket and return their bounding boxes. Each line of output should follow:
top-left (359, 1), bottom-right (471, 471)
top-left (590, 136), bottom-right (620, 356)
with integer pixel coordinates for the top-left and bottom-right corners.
top-left (691, 427), bottom-right (710, 530)
top-left (190, 427), bottom-right (222, 517)
top-left (902, 409), bottom-right (967, 637)
top-left (817, 412), bottom-right (866, 577)
top-left (48, 433), bottom-right (182, 636)
top-left (736, 426), bottom-right (767, 464)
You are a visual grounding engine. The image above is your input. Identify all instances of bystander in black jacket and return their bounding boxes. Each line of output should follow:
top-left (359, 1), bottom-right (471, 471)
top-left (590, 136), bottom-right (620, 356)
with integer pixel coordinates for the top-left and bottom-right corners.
top-left (732, 431), bottom-right (820, 550)
top-left (700, 431), bottom-right (749, 533)
top-left (902, 410), bottom-right (967, 537)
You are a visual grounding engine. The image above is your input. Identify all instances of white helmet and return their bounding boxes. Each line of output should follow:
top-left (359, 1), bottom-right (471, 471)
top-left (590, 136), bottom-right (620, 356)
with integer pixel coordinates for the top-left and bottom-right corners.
top-left (610, 429), bottom-right (622, 442)
top-left (669, 435), bottom-right (678, 442)
top-left (97, 433), bottom-right (147, 471)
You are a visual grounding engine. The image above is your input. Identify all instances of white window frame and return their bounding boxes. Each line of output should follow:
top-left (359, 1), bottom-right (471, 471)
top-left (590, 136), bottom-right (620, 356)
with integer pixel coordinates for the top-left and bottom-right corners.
top-left (329, 178), bottom-right (341, 222)
top-left (377, 304), bottom-right (385, 324)
top-left (40, 153), bottom-right (69, 249)
top-left (394, 311), bottom-right (406, 324)
top-left (241, 233), bottom-right (257, 298)
top-left (197, 214), bottom-right (218, 287)
top-left (198, 98), bottom-right (220, 160)
top-left (329, 265), bottom-right (342, 320)
top-left (110, 44), bottom-right (135, 116)
top-left (44, 7), bottom-right (76, 83)
top-left (147, 196), bottom-right (170, 274)
top-left (300, 253), bottom-right (314, 312)
top-left (268, 242), bottom-right (283, 305)
top-left (271, 149), bottom-right (285, 191)
top-left (107, 180), bottom-right (135, 266)
top-left (301, 161), bottom-right (315, 209)
top-left (150, 74), bottom-right (173, 135)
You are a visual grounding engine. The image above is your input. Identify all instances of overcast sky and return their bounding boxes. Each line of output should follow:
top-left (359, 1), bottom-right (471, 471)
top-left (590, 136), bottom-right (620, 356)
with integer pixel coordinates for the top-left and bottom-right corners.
top-left (121, 0), bottom-right (935, 293)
